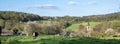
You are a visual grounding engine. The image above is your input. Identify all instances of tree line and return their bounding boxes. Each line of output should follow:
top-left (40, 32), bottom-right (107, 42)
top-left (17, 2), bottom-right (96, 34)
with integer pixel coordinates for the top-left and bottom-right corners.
top-left (0, 11), bottom-right (42, 22)
top-left (42, 12), bottom-right (120, 23)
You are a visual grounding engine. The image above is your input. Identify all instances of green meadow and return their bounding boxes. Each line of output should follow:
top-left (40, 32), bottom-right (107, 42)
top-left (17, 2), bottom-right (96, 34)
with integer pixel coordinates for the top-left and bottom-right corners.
top-left (1, 35), bottom-right (120, 44)
top-left (66, 22), bottom-right (101, 31)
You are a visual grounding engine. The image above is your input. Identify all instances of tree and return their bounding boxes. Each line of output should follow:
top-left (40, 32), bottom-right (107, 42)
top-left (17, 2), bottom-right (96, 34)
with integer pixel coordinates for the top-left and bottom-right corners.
top-left (11, 27), bottom-right (18, 35)
top-left (0, 11), bottom-right (42, 22)
top-left (93, 22), bottom-right (111, 37)
top-left (24, 21), bottom-right (41, 36)
top-left (79, 24), bottom-right (85, 31)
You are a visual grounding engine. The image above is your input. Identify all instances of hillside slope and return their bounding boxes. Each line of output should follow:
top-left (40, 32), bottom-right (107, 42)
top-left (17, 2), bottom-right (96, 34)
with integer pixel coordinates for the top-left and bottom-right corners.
top-left (0, 11), bottom-right (42, 22)
top-left (81, 12), bottom-right (120, 22)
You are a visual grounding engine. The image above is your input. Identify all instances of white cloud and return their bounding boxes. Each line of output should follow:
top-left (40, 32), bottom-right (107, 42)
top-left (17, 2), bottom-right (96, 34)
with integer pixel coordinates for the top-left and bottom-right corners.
top-left (67, 1), bottom-right (97, 6)
top-left (81, 1), bottom-right (97, 5)
top-left (40, 4), bottom-right (59, 9)
top-left (68, 1), bottom-right (78, 6)
top-left (27, 4), bottom-right (59, 10)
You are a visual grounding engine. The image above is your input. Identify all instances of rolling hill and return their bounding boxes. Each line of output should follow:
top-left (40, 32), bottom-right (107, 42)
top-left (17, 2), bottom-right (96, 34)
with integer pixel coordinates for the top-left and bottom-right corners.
top-left (0, 11), bottom-right (42, 22)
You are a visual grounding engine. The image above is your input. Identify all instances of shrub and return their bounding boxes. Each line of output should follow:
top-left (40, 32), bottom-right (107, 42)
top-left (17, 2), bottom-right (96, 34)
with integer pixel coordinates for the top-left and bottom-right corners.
top-left (93, 22), bottom-right (111, 37)
top-left (104, 28), bottom-right (115, 37)
top-left (53, 23), bottom-right (63, 34)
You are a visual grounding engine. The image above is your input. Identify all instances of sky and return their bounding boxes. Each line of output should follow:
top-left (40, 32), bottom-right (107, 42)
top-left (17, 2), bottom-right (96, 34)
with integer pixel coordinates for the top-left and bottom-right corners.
top-left (0, 0), bottom-right (120, 16)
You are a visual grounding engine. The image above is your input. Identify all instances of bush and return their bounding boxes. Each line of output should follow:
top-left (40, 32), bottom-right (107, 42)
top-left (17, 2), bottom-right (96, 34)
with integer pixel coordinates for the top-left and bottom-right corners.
top-left (93, 22), bottom-right (111, 37)
top-left (104, 28), bottom-right (115, 37)
top-left (92, 21), bottom-right (120, 37)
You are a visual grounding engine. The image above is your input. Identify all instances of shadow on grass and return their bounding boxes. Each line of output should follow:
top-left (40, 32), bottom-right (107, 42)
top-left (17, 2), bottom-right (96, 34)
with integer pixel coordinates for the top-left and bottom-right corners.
top-left (39, 37), bottom-right (120, 44)
top-left (59, 37), bottom-right (120, 44)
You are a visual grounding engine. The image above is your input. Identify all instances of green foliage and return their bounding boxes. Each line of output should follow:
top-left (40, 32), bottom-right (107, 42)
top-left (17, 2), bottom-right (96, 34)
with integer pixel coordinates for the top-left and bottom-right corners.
top-left (81, 12), bottom-right (120, 22)
top-left (0, 11), bottom-right (42, 22)
top-left (15, 22), bottom-right (25, 31)
top-left (109, 21), bottom-right (120, 34)
top-left (0, 11), bottom-right (43, 32)
top-left (110, 21), bottom-right (120, 29)
top-left (41, 12), bottom-right (120, 23)
top-left (0, 11), bottom-right (43, 31)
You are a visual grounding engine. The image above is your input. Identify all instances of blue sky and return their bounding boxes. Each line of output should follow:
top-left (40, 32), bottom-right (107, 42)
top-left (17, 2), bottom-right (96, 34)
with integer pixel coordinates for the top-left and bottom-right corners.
top-left (0, 0), bottom-right (120, 16)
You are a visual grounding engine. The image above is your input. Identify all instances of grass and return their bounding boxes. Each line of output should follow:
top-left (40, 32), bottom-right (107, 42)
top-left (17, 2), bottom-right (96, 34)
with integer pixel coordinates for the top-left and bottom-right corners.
top-left (1, 21), bottom-right (120, 44)
top-left (1, 35), bottom-right (120, 44)
top-left (66, 22), bottom-right (101, 31)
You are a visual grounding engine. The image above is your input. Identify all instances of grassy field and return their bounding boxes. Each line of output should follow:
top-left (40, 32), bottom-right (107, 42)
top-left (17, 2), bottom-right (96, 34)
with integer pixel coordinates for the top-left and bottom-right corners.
top-left (1, 35), bottom-right (120, 44)
top-left (66, 22), bottom-right (101, 31)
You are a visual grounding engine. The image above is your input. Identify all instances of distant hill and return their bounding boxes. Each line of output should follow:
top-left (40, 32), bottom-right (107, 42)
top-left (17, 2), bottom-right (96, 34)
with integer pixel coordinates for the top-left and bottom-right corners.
top-left (41, 12), bottom-right (120, 22)
top-left (0, 11), bottom-right (119, 22)
top-left (81, 12), bottom-right (120, 22)
top-left (0, 11), bottom-right (42, 22)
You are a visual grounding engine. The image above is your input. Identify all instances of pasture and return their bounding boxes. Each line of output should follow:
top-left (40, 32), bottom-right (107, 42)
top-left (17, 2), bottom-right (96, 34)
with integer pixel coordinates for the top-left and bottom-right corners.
top-left (66, 22), bottom-right (101, 31)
